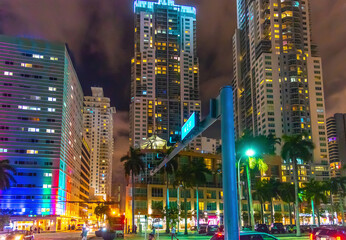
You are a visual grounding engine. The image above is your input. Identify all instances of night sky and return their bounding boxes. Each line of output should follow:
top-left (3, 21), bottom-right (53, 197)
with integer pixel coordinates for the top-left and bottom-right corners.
top-left (0, 0), bottom-right (345, 173)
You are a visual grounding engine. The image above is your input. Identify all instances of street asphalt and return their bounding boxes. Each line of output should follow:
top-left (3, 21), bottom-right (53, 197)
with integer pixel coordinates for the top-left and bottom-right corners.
top-left (33, 231), bottom-right (310, 240)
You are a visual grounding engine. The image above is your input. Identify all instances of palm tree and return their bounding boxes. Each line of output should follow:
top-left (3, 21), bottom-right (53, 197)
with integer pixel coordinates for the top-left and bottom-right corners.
top-left (265, 179), bottom-right (281, 224)
top-left (94, 204), bottom-right (109, 228)
top-left (0, 160), bottom-right (16, 190)
top-left (254, 180), bottom-right (269, 224)
top-left (174, 164), bottom-right (193, 235)
top-left (303, 179), bottom-right (328, 226)
top-left (329, 177), bottom-right (346, 226)
top-left (157, 148), bottom-right (178, 233)
top-left (278, 182), bottom-right (295, 225)
top-left (121, 147), bottom-right (145, 233)
top-left (236, 132), bottom-right (280, 229)
top-left (190, 158), bottom-right (211, 231)
top-left (281, 132), bottom-right (314, 236)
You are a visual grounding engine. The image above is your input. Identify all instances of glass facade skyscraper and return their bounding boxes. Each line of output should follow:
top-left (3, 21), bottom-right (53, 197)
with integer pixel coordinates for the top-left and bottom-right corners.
top-left (233, 0), bottom-right (329, 181)
top-left (0, 35), bottom-right (86, 231)
top-left (130, 0), bottom-right (201, 149)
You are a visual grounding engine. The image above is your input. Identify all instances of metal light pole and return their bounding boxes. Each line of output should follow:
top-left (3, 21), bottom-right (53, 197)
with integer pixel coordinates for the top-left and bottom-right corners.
top-left (220, 86), bottom-right (239, 240)
top-left (237, 156), bottom-right (245, 229)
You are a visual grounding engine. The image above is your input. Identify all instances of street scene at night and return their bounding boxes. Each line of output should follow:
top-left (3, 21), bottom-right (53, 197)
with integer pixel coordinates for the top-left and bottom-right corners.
top-left (0, 0), bottom-right (345, 239)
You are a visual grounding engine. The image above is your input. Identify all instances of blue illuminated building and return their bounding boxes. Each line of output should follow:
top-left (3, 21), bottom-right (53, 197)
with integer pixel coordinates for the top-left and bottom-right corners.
top-left (0, 35), bottom-right (87, 231)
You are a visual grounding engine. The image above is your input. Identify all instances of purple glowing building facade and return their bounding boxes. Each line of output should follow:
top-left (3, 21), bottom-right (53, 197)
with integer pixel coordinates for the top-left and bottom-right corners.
top-left (0, 35), bottom-right (87, 231)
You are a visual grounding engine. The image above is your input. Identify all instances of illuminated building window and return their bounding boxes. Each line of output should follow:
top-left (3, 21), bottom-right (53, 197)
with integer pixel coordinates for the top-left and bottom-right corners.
top-left (43, 184), bottom-right (52, 188)
top-left (46, 129), bottom-right (55, 133)
top-left (28, 128), bottom-right (39, 132)
top-left (48, 87), bottom-right (57, 91)
top-left (48, 97), bottom-right (56, 101)
top-left (33, 54), bottom-right (43, 59)
top-left (50, 57), bottom-right (58, 61)
top-left (27, 150), bottom-right (38, 154)
top-left (48, 108), bottom-right (55, 112)
top-left (18, 105), bottom-right (41, 111)
top-left (4, 71), bottom-right (13, 76)
top-left (0, 148), bottom-right (8, 153)
top-left (44, 173), bottom-right (52, 177)
top-left (21, 63), bottom-right (33, 68)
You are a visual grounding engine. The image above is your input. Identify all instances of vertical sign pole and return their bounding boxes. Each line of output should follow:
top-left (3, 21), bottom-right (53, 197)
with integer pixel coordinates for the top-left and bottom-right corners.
top-left (220, 86), bottom-right (239, 240)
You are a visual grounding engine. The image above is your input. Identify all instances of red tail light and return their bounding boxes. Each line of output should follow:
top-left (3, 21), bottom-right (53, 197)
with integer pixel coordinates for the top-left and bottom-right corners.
top-left (310, 233), bottom-right (314, 240)
top-left (217, 232), bottom-right (223, 236)
top-left (336, 236), bottom-right (341, 240)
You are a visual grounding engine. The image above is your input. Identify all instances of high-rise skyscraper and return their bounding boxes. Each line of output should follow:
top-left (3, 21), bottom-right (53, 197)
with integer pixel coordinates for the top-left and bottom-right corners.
top-left (233, 0), bottom-right (329, 181)
top-left (0, 35), bottom-right (86, 231)
top-left (84, 87), bottom-right (115, 200)
top-left (327, 113), bottom-right (346, 178)
top-left (130, 0), bottom-right (201, 148)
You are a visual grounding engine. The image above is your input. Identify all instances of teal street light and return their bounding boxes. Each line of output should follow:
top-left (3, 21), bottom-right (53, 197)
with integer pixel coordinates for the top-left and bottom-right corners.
top-left (245, 149), bottom-right (255, 157)
top-left (238, 148), bottom-right (256, 230)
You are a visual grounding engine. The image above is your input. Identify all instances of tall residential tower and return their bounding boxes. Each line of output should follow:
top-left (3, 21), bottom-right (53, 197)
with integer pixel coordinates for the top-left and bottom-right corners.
top-left (327, 114), bottom-right (346, 178)
top-left (84, 87), bottom-right (115, 200)
top-left (233, 0), bottom-right (329, 181)
top-left (0, 35), bottom-right (86, 230)
top-left (130, 0), bottom-right (201, 148)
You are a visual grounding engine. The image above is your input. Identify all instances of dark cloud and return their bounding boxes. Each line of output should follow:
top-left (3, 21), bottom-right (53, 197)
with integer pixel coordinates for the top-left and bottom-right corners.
top-left (0, 0), bottom-right (345, 183)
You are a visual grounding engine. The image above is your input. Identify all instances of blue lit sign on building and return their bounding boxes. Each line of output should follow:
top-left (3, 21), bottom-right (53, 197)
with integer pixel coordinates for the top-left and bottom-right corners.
top-left (181, 112), bottom-right (197, 140)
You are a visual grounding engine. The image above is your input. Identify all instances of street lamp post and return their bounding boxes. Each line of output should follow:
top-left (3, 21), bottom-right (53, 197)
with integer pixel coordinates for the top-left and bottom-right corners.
top-left (237, 156), bottom-right (245, 229)
top-left (238, 149), bottom-right (255, 231)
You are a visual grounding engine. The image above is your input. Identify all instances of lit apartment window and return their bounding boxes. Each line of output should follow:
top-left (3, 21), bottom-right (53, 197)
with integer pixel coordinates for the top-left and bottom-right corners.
top-left (48, 108), bottom-right (55, 112)
top-left (46, 129), bottom-right (55, 133)
top-left (44, 173), bottom-right (52, 177)
top-left (4, 71), bottom-right (13, 76)
top-left (27, 150), bottom-right (38, 154)
top-left (21, 63), bottom-right (33, 68)
top-left (33, 54), bottom-right (44, 59)
top-left (48, 87), bottom-right (57, 91)
top-left (43, 184), bottom-right (52, 188)
top-left (50, 57), bottom-right (58, 61)
top-left (0, 148), bottom-right (8, 153)
top-left (18, 105), bottom-right (41, 111)
top-left (28, 128), bottom-right (39, 132)
top-left (48, 97), bottom-right (56, 101)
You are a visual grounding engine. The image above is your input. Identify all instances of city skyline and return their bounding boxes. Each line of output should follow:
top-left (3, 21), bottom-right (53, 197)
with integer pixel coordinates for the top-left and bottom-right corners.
top-left (0, 0), bottom-right (343, 171)
top-left (0, 0), bottom-right (345, 238)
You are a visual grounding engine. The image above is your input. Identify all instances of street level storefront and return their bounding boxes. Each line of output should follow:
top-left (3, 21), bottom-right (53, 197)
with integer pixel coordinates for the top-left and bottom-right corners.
top-left (9, 215), bottom-right (82, 231)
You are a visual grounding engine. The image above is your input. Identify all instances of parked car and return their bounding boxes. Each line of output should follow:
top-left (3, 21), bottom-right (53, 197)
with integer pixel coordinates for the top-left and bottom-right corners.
top-left (270, 223), bottom-right (285, 234)
top-left (4, 230), bottom-right (34, 240)
top-left (255, 224), bottom-right (269, 233)
top-left (285, 225), bottom-right (296, 233)
top-left (199, 224), bottom-right (208, 234)
top-left (311, 226), bottom-right (346, 240)
top-left (76, 223), bottom-right (85, 231)
top-left (206, 225), bottom-right (219, 236)
top-left (210, 231), bottom-right (279, 240)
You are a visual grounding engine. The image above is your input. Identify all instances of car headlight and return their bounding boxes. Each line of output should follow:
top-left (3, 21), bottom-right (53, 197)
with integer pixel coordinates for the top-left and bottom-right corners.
top-left (15, 236), bottom-right (22, 240)
top-left (0, 236), bottom-right (6, 240)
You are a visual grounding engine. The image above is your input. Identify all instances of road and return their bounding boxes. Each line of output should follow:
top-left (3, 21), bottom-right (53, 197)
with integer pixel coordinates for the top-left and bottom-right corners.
top-left (33, 231), bottom-right (310, 240)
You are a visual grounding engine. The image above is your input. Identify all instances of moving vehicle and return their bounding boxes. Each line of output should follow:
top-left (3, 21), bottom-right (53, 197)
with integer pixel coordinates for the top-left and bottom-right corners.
top-left (190, 226), bottom-right (197, 231)
top-left (270, 223), bottom-right (285, 234)
top-left (210, 231), bottom-right (279, 240)
top-left (255, 224), bottom-right (269, 233)
top-left (107, 215), bottom-right (125, 238)
top-left (310, 226), bottom-right (346, 240)
top-left (199, 224), bottom-right (208, 234)
top-left (206, 225), bottom-right (219, 236)
top-left (3, 230), bottom-right (34, 240)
